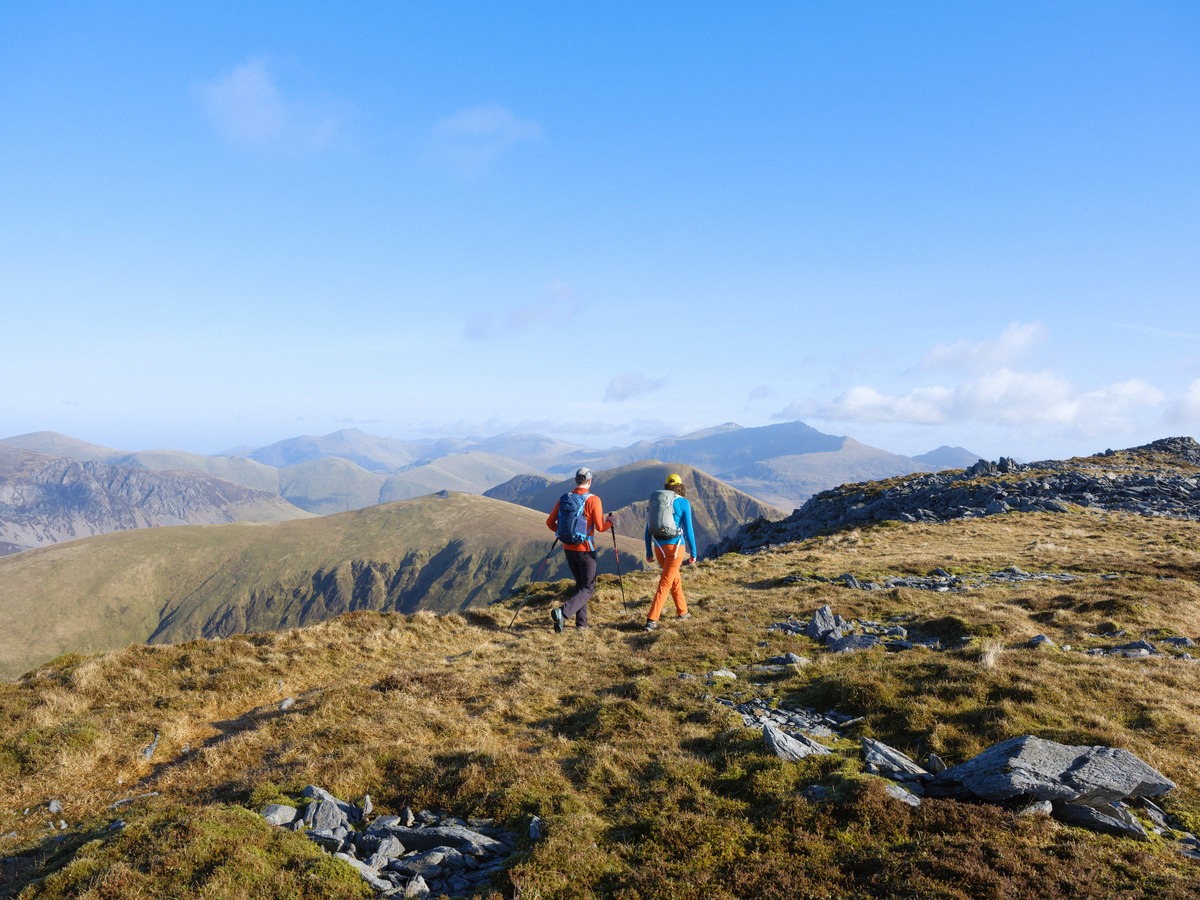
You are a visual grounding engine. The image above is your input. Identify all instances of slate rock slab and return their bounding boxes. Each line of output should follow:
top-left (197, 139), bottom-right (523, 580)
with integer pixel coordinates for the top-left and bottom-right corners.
top-left (861, 738), bottom-right (931, 781)
top-left (828, 634), bottom-right (880, 654)
top-left (763, 722), bottom-right (831, 761)
top-left (1052, 801), bottom-right (1150, 841)
top-left (883, 782), bottom-right (921, 807)
top-left (926, 735), bottom-right (1175, 805)
top-left (365, 822), bottom-right (506, 857)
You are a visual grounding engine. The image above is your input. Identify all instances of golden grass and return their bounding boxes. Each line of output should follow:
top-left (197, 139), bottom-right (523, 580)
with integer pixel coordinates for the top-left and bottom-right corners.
top-left (3, 510), bottom-right (1200, 897)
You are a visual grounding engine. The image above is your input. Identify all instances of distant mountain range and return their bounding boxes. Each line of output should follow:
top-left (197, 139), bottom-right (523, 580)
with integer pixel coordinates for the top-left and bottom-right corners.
top-left (1, 422), bottom-right (977, 531)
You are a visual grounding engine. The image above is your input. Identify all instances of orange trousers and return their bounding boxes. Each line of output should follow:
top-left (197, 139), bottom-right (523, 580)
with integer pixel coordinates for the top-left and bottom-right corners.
top-left (648, 542), bottom-right (689, 622)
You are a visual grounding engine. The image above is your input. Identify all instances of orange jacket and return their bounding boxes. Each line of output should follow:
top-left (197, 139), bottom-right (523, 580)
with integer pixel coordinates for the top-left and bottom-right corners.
top-left (547, 487), bottom-right (612, 551)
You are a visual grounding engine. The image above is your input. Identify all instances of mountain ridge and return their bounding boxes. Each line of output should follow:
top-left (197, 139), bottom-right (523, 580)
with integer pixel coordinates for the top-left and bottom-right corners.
top-left (0, 445), bottom-right (310, 555)
top-left (3, 421), bottom-right (978, 532)
top-left (0, 491), bottom-right (647, 680)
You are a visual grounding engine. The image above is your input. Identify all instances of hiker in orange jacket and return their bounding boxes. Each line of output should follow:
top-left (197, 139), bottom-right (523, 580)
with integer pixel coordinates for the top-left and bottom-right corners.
top-left (546, 467), bottom-right (612, 632)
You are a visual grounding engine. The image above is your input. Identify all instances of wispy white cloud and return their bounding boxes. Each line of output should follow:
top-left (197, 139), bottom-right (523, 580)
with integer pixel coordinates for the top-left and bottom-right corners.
top-left (194, 58), bottom-right (351, 153)
top-left (775, 322), bottom-right (1183, 446)
top-left (464, 281), bottom-right (574, 340)
top-left (605, 373), bottom-right (667, 402)
top-left (821, 384), bottom-right (955, 425)
top-left (815, 370), bottom-right (1165, 431)
top-left (921, 321), bottom-right (1047, 372)
top-left (426, 103), bottom-right (542, 176)
top-left (1170, 379), bottom-right (1200, 424)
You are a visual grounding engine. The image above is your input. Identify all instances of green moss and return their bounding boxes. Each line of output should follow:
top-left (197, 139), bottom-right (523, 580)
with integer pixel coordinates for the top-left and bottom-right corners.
top-left (14, 805), bottom-right (373, 900)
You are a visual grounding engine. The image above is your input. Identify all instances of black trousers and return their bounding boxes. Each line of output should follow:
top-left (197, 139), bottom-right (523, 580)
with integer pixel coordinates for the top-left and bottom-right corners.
top-left (562, 548), bottom-right (597, 626)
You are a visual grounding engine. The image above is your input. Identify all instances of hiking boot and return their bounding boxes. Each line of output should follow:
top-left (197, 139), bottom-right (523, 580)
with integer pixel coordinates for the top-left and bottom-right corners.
top-left (643, 620), bottom-right (658, 632)
top-left (551, 609), bottom-right (565, 634)
top-left (678, 613), bottom-right (692, 621)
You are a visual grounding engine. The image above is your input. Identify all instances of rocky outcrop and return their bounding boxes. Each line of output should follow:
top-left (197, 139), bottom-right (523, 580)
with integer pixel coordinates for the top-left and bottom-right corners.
top-left (260, 786), bottom-right (529, 897)
top-left (714, 437), bottom-right (1200, 556)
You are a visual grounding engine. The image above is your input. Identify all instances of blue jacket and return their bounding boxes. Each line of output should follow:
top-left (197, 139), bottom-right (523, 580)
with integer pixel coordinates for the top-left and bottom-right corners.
top-left (645, 495), bottom-right (697, 559)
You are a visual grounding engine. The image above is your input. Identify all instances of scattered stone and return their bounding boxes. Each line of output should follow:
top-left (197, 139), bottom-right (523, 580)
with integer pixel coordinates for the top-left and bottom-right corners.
top-left (261, 804), bottom-right (299, 826)
top-left (861, 738), bottom-right (931, 782)
top-left (1051, 801), bottom-right (1149, 841)
top-left (1113, 641), bottom-right (1156, 654)
top-left (334, 854), bottom-right (394, 892)
top-left (805, 605), bottom-right (839, 642)
top-left (828, 634), bottom-right (880, 654)
top-left (259, 785), bottom-right (524, 897)
top-left (716, 696), bottom-right (851, 740)
top-left (139, 733), bottom-right (159, 762)
top-left (47, 800), bottom-right (63, 815)
top-left (1137, 797), bottom-right (1176, 830)
top-left (1018, 800), bottom-right (1054, 817)
top-left (1160, 637), bottom-right (1196, 648)
top-left (925, 735), bottom-right (1175, 806)
top-left (307, 799), bottom-right (350, 833)
top-left (763, 722), bottom-right (831, 761)
top-left (882, 782), bottom-right (921, 808)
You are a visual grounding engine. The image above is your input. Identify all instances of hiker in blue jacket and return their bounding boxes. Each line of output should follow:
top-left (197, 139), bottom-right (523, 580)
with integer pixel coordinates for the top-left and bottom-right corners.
top-left (643, 473), bottom-right (697, 631)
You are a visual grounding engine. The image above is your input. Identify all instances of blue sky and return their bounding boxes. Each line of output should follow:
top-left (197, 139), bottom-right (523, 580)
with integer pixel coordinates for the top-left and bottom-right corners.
top-left (3, 2), bottom-right (1198, 462)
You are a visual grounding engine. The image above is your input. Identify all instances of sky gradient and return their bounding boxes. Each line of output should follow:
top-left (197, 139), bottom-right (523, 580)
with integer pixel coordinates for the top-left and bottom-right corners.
top-left (3, 2), bottom-right (1198, 462)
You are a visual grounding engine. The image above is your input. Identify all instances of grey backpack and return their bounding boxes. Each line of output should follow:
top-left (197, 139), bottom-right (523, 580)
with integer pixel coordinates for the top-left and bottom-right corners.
top-left (647, 489), bottom-right (680, 539)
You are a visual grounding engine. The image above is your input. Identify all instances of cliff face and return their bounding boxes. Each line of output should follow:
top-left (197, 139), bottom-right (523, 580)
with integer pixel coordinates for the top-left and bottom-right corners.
top-left (0, 446), bottom-right (308, 554)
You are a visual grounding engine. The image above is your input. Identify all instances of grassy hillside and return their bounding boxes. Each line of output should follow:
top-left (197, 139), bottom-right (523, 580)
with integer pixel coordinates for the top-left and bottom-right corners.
top-left (2, 509), bottom-right (1199, 897)
top-left (379, 453), bottom-right (534, 503)
top-left (509, 460), bottom-right (786, 555)
top-left (118, 449), bottom-right (285, 494)
top-left (275, 457), bottom-right (388, 514)
top-left (0, 493), bottom-right (645, 680)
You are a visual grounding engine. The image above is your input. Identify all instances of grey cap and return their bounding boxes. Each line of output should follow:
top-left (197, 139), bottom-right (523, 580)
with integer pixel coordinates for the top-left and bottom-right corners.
top-left (575, 467), bottom-right (593, 485)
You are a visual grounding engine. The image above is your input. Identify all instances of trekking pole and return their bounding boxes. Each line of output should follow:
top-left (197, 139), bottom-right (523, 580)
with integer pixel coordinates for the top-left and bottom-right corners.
top-left (610, 522), bottom-right (628, 613)
top-left (509, 539), bottom-right (558, 628)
